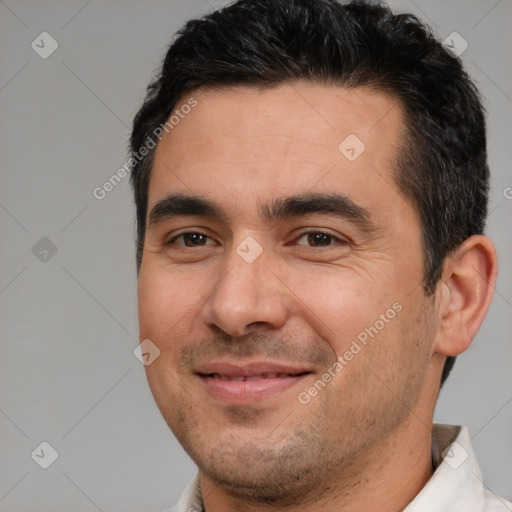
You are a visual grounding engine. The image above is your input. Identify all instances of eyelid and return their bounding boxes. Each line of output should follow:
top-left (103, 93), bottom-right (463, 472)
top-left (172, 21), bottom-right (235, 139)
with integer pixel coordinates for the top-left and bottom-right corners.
top-left (293, 229), bottom-right (349, 246)
top-left (166, 230), bottom-right (216, 246)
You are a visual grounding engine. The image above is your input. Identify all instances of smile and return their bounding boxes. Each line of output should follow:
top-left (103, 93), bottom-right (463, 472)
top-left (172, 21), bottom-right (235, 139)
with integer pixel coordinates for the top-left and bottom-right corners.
top-left (209, 372), bottom-right (306, 381)
top-left (196, 361), bottom-right (312, 404)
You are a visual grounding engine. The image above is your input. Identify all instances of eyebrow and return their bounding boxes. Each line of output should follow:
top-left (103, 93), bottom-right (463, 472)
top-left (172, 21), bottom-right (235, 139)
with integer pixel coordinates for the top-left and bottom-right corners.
top-left (262, 193), bottom-right (376, 233)
top-left (148, 192), bottom-right (377, 234)
top-left (149, 194), bottom-right (229, 225)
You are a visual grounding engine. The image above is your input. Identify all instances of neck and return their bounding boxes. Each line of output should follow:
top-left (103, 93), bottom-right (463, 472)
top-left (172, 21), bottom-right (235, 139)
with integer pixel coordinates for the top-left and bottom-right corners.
top-left (200, 416), bottom-right (434, 512)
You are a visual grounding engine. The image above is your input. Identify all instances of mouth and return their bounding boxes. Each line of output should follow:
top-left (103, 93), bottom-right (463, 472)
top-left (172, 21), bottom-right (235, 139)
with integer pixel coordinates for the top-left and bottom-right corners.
top-left (207, 371), bottom-right (309, 381)
top-left (196, 361), bottom-right (312, 404)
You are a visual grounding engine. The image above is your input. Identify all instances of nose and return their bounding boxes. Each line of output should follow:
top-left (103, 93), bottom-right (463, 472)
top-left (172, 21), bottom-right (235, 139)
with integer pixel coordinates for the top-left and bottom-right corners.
top-left (200, 241), bottom-right (289, 337)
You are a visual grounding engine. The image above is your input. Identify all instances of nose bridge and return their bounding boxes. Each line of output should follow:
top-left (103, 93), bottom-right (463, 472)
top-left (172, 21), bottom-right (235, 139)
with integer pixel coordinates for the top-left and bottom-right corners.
top-left (201, 237), bottom-right (288, 336)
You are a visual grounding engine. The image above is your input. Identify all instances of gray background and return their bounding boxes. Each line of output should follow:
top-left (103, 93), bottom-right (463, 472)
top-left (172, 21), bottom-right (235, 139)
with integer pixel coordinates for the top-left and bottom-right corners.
top-left (0, 0), bottom-right (510, 510)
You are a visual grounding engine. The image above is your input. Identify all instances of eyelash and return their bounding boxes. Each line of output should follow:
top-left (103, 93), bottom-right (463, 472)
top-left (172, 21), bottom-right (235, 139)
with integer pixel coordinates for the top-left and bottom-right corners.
top-left (294, 231), bottom-right (346, 247)
top-left (166, 230), bottom-right (347, 248)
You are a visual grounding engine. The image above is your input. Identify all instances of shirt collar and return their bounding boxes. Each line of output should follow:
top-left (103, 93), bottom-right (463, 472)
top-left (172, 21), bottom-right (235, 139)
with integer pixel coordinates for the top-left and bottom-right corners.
top-left (404, 423), bottom-right (486, 511)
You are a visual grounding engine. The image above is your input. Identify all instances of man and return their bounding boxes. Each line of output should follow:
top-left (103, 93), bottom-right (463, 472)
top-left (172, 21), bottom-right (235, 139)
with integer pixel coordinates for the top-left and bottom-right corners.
top-left (130, 0), bottom-right (511, 510)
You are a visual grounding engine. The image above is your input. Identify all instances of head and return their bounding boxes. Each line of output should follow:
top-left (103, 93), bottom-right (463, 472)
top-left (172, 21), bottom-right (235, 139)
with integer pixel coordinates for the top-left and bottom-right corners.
top-left (130, 0), bottom-right (497, 506)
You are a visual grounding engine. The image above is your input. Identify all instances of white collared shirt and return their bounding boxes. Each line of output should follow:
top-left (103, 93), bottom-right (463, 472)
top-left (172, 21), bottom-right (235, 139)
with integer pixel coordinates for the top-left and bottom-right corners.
top-left (164, 424), bottom-right (512, 512)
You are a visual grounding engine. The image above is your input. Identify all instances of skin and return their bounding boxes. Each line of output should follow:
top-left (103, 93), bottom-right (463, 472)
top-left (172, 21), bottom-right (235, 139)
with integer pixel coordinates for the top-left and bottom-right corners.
top-left (137, 81), bottom-right (498, 512)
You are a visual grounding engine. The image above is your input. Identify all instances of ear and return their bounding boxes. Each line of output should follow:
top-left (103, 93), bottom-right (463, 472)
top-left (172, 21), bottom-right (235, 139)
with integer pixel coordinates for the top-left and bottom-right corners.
top-left (433, 235), bottom-right (498, 357)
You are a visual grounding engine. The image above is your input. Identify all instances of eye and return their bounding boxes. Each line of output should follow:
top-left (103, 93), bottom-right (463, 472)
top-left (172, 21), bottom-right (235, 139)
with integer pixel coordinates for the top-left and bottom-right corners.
top-left (167, 232), bottom-right (215, 247)
top-left (295, 231), bottom-right (345, 247)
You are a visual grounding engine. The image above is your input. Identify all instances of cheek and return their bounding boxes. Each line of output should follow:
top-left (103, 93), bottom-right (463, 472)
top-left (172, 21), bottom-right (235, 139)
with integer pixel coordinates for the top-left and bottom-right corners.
top-left (287, 266), bottom-right (391, 354)
top-left (137, 266), bottom-right (197, 346)
top-left (137, 269), bottom-right (199, 412)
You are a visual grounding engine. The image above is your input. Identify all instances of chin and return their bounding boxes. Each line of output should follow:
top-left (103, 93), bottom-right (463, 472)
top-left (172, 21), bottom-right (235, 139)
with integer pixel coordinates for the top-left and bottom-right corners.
top-left (179, 424), bottom-right (333, 505)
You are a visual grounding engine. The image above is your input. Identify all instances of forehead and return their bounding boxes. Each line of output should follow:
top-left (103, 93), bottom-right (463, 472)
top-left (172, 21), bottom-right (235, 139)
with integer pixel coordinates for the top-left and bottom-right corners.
top-left (149, 82), bottom-right (407, 218)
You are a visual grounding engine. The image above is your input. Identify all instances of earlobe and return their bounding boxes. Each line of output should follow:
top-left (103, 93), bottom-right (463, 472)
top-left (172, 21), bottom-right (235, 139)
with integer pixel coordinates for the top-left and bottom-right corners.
top-left (433, 235), bottom-right (498, 357)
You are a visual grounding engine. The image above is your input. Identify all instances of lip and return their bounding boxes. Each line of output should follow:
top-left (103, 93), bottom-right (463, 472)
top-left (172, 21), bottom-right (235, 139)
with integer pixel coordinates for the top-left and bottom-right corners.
top-left (196, 360), bottom-right (312, 404)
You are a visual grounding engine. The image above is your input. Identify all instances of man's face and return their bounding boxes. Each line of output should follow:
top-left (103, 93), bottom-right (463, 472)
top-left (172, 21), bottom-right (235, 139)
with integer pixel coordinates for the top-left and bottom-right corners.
top-left (137, 82), bottom-right (440, 502)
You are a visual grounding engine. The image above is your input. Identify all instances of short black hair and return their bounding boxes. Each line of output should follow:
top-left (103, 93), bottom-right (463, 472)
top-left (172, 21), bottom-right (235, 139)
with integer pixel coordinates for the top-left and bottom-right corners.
top-left (130, 0), bottom-right (489, 386)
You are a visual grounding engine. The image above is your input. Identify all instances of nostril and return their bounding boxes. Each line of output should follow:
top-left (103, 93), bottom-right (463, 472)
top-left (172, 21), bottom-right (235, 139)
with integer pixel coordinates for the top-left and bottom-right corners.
top-left (247, 321), bottom-right (269, 329)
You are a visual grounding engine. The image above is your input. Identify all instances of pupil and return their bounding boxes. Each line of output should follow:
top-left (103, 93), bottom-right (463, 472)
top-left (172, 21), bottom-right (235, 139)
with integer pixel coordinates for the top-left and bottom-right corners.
top-left (309, 233), bottom-right (330, 246)
top-left (185, 233), bottom-right (205, 246)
